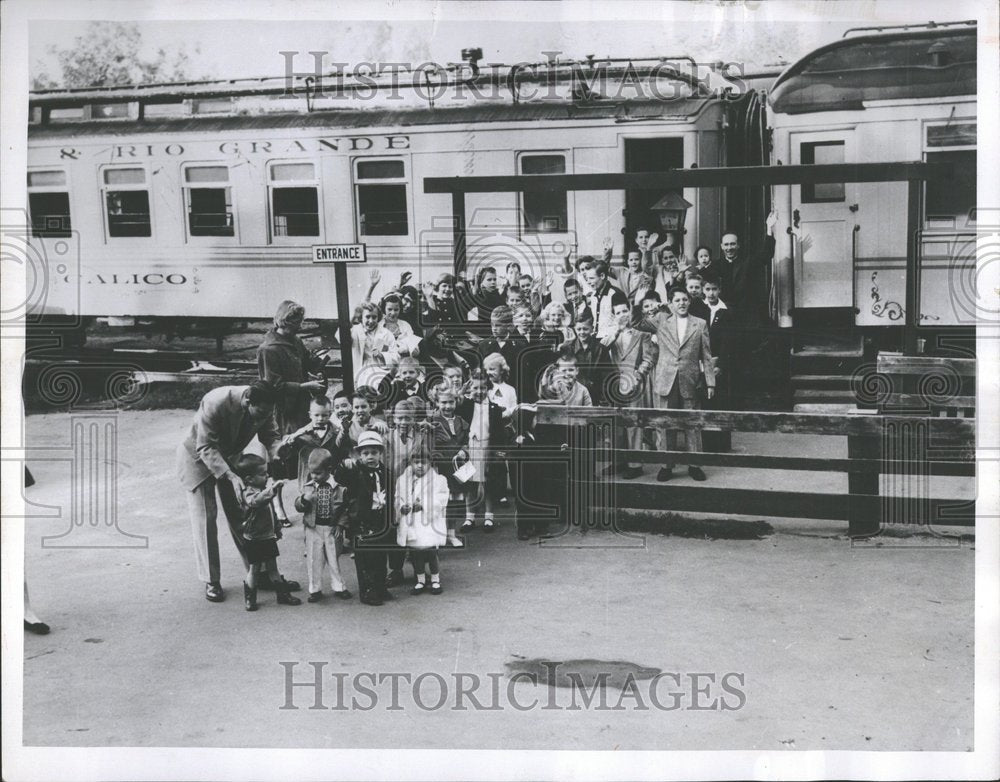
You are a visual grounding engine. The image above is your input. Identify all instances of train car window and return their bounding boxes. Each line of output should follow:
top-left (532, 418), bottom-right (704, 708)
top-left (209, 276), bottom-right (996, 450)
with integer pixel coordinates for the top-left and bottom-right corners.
top-left (519, 153), bottom-right (567, 234)
top-left (91, 103), bottom-right (130, 119)
top-left (925, 151), bottom-right (976, 228)
top-left (924, 122), bottom-right (976, 229)
top-left (193, 98), bottom-right (233, 114)
top-left (927, 123), bottom-right (976, 148)
top-left (143, 101), bottom-right (187, 118)
top-left (48, 107), bottom-right (85, 123)
top-left (27, 170), bottom-right (71, 238)
top-left (355, 158), bottom-right (409, 237)
top-left (102, 168), bottom-right (152, 238)
top-left (183, 166), bottom-right (234, 238)
top-left (269, 162), bottom-right (320, 238)
top-left (800, 141), bottom-right (845, 203)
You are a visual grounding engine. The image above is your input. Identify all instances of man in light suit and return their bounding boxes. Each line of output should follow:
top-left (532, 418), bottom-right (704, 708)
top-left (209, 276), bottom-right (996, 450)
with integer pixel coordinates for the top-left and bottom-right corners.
top-left (176, 380), bottom-right (298, 602)
top-left (634, 286), bottom-right (716, 482)
top-left (605, 294), bottom-right (657, 479)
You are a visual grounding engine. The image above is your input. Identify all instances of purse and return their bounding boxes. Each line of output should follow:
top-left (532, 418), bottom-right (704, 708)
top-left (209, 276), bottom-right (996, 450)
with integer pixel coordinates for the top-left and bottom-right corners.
top-left (452, 460), bottom-right (476, 484)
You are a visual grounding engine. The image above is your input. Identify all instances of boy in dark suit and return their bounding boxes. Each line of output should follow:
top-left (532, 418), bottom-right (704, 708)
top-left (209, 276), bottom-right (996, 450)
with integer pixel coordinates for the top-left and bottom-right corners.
top-left (380, 356), bottom-right (427, 415)
top-left (476, 305), bottom-right (525, 386)
top-left (429, 387), bottom-right (470, 546)
top-left (568, 308), bottom-right (612, 405)
top-left (334, 430), bottom-right (394, 606)
top-left (684, 273), bottom-right (712, 324)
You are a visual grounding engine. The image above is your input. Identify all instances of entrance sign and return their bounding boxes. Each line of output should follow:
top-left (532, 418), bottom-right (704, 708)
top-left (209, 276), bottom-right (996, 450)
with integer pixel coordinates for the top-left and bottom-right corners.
top-left (311, 243), bottom-right (368, 394)
top-left (311, 243), bottom-right (367, 263)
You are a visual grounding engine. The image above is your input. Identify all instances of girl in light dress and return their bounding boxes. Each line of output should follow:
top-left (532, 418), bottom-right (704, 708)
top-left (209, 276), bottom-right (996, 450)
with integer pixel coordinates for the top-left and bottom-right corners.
top-left (395, 444), bottom-right (450, 595)
top-left (350, 301), bottom-right (399, 389)
top-left (482, 352), bottom-right (518, 417)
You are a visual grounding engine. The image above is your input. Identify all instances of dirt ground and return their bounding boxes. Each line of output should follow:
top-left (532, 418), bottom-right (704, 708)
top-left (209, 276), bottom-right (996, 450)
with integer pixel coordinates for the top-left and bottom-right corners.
top-left (19, 409), bottom-right (975, 751)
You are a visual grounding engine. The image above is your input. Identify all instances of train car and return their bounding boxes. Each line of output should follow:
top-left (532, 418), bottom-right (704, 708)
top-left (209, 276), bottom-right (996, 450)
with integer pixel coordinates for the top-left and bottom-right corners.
top-left (25, 53), bottom-right (763, 337)
top-left (767, 21), bottom-right (977, 353)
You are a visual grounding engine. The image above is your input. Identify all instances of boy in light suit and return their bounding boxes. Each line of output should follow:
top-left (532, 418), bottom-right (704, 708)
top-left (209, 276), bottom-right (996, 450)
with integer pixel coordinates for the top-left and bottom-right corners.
top-left (633, 287), bottom-right (715, 482)
top-left (605, 295), bottom-right (657, 479)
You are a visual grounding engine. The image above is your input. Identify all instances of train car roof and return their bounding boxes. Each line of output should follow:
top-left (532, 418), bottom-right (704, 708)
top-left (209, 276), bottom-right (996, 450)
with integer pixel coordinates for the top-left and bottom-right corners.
top-left (28, 97), bottom-right (714, 140)
top-left (768, 24), bottom-right (976, 114)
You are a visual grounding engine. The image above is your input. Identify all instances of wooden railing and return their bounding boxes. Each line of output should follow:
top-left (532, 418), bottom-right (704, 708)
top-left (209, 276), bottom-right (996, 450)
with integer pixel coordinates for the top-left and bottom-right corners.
top-left (874, 354), bottom-right (976, 417)
top-left (533, 406), bottom-right (975, 536)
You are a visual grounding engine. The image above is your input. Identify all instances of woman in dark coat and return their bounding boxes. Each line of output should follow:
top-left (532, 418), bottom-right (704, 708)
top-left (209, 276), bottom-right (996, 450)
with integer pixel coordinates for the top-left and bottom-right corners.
top-left (257, 300), bottom-right (328, 436)
top-left (257, 300), bottom-right (328, 527)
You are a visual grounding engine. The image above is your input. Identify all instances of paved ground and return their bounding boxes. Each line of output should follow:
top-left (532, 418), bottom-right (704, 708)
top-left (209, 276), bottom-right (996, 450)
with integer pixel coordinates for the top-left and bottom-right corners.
top-left (20, 409), bottom-right (975, 750)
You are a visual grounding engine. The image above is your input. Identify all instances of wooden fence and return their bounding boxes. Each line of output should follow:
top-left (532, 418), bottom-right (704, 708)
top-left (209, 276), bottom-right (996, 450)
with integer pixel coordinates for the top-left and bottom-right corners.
top-left (533, 405), bottom-right (975, 537)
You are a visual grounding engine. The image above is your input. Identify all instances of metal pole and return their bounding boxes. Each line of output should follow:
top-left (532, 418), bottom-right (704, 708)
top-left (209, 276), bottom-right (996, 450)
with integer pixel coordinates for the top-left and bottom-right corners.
top-left (452, 191), bottom-right (467, 278)
top-left (904, 179), bottom-right (921, 354)
top-left (335, 263), bottom-right (354, 396)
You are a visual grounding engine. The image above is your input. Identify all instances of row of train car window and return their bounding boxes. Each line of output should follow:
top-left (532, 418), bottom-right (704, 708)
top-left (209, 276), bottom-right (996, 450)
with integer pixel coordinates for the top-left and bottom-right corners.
top-left (26, 153), bottom-right (570, 240)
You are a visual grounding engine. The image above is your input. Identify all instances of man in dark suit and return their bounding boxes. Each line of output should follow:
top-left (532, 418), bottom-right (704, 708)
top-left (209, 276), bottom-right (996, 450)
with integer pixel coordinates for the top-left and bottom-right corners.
top-left (717, 210), bottom-right (778, 326)
top-left (176, 380), bottom-right (299, 602)
top-left (716, 211), bottom-right (778, 409)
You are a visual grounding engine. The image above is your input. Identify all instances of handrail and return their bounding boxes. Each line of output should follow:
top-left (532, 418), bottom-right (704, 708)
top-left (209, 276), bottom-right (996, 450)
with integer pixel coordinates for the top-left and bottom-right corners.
top-left (533, 404), bottom-right (974, 441)
top-left (842, 20), bottom-right (976, 38)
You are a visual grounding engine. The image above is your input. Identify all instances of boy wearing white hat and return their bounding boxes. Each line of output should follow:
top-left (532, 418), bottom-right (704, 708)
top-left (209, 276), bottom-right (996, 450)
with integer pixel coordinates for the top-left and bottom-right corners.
top-left (333, 429), bottom-right (394, 606)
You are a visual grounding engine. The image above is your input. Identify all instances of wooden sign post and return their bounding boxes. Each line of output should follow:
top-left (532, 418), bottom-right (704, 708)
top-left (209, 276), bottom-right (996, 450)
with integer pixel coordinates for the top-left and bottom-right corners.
top-left (312, 243), bottom-right (367, 396)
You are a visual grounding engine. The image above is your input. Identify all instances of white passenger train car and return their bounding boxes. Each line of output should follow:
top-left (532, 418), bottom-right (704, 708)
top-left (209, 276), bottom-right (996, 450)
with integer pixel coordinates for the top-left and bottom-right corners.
top-left (25, 55), bottom-right (759, 330)
top-left (767, 22), bottom-right (977, 339)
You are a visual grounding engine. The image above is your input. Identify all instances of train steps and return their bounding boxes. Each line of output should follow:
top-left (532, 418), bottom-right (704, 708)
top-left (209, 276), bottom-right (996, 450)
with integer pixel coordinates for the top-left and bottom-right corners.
top-left (789, 342), bottom-right (867, 412)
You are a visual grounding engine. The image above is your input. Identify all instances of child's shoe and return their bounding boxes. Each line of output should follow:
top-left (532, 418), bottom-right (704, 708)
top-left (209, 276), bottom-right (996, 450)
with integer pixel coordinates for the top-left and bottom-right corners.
top-left (429, 578), bottom-right (442, 595)
top-left (244, 582), bottom-right (258, 612)
top-left (307, 591), bottom-right (323, 603)
top-left (276, 586), bottom-right (302, 606)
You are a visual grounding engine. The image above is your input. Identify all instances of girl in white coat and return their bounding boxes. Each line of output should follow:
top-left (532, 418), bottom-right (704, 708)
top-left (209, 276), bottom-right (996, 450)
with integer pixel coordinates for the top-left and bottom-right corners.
top-left (395, 444), bottom-right (450, 595)
top-left (351, 302), bottom-right (399, 389)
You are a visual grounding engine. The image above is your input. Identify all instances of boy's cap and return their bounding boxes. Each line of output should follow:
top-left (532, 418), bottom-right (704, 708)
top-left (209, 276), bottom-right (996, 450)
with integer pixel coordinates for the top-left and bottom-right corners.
top-left (355, 430), bottom-right (385, 450)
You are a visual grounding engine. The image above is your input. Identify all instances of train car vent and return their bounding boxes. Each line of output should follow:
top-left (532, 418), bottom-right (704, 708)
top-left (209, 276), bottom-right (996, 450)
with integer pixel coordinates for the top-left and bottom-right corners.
top-left (927, 40), bottom-right (952, 67)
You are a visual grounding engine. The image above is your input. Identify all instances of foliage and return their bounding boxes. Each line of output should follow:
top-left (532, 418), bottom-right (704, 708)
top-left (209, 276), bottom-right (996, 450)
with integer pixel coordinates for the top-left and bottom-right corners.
top-left (32, 22), bottom-right (200, 89)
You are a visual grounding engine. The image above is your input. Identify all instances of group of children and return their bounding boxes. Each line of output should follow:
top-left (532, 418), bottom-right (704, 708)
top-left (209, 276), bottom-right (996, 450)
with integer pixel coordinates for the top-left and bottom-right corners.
top-left (233, 230), bottom-right (734, 611)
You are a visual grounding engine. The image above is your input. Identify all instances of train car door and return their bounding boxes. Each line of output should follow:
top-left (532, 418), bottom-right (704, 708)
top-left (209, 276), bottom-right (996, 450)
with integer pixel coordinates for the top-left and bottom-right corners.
top-left (789, 130), bottom-right (856, 309)
top-left (624, 138), bottom-right (684, 250)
